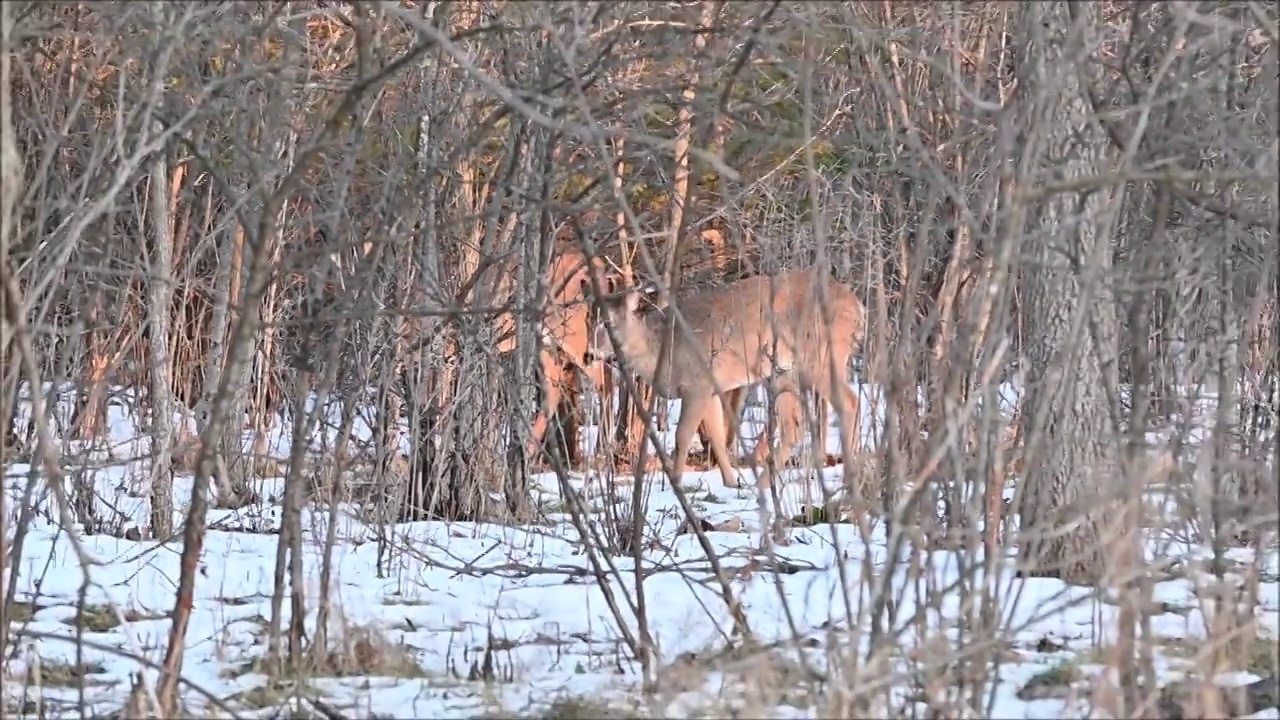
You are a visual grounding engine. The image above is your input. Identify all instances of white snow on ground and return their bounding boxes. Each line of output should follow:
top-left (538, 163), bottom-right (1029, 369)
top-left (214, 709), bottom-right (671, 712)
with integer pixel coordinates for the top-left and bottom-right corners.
top-left (3, 382), bottom-right (1277, 718)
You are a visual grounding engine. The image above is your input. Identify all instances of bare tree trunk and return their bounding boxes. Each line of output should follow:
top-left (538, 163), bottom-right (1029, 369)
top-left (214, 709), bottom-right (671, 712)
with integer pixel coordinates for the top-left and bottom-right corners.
top-left (403, 5), bottom-right (500, 519)
top-left (72, 291), bottom-right (110, 442)
top-left (212, 181), bottom-right (255, 503)
top-left (313, 391), bottom-right (359, 653)
top-left (0, 0), bottom-right (21, 657)
top-left (193, 195), bottom-right (254, 507)
top-left (1013, 1), bottom-right (1120, 584)
top-left (374, 242), bottom-right (412, 523)
top-left (146, 114), bottom-right (177, 538)
top-left (517, 125), bottom-right (560, 475)
top-left (609, 138), bottom-right (653, 471)
top-left (884, 209), bottom-right (925, 522)
top-left (591, 138), bottom-right (625, 465)
top-left (272, 328), bottom-right (344, 670)
top-left (248, 278), bottom-right (283, 472)
top-left (403, 97), bottom-right (449, 523)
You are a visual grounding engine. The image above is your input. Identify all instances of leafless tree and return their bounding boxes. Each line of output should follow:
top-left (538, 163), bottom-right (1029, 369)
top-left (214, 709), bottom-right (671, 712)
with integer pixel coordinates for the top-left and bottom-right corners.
top-left (1007, 2), bottom-right (1122, 584)
top-left (2, 1), bottom-right (1275, 716)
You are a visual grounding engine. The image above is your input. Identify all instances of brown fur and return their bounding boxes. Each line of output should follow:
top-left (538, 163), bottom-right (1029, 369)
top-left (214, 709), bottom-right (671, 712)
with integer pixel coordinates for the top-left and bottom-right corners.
top-left (591, 269), bottom-right (866, 489)
top-left (496, 248), bottom-right (610, 462)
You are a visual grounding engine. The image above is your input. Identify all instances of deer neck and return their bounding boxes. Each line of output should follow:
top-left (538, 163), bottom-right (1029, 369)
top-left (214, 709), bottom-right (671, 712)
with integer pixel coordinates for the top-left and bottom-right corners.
top-left (614, 312), bottom-right (668, 382)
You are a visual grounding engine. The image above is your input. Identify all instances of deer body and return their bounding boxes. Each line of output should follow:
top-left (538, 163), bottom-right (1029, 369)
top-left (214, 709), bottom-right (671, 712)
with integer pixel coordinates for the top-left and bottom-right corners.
top-left (496, 248), bottom-right (609, 464)
top-left (593, 269), bottom-right (864, 488)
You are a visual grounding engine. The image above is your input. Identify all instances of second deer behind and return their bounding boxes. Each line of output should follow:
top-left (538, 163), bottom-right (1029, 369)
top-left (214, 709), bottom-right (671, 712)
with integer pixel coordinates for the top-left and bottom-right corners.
top-left (589, 268), bottom-right (865, 489)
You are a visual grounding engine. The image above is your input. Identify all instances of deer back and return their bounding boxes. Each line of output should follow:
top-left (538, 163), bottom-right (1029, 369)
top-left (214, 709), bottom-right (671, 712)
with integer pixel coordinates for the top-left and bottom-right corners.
top-left (494, 246), bottom-right (607, 362)
top-left (610, 268), bottom-right (865, 393)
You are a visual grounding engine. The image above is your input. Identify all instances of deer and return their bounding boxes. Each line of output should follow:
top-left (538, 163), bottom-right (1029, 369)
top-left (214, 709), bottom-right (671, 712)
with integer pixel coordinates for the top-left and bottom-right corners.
top-left (589, 268), bottom-right (865, 489)
top-left (495, 246), bottom-right (612, 466)
top-left (619, 289), bottom-right (811, 469)
top-left (499, 250), bottom-right (776, 470)
top-left (631, 288), bottom-right (817, 470)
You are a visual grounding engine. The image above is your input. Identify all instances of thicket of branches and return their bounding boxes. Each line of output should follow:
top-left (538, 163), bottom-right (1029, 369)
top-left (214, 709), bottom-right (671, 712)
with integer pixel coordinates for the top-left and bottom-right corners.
top-left (1, 1), bottom-right (1276, 717)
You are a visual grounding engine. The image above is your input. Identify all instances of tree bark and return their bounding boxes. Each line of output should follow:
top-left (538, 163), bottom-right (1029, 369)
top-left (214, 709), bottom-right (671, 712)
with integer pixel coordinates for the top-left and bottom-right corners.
top-left (146, 116), bottom-right (177, 538)
top-left (0, 0), bottom-right (20, 658)
top-left (1013, 1), bottom-right (1121, 585)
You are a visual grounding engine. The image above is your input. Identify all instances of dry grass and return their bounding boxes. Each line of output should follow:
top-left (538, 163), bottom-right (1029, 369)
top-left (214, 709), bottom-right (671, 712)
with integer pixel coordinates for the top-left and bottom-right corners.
top-left (24, 659), bottom-right (111, 688)
top-left (61, 604), bottom-right (121, 633)
top-left (227, 620), bottom-right (426, 682)
top-left (310, 622), bottom-right (426, 679)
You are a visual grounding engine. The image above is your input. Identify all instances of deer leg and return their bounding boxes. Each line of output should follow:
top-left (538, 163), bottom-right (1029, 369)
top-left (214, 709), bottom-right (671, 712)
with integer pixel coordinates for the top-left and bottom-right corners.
top-left (809, 368), bottom-right (861, 461)
top-left (838, 383), bottom-right (861, 456)
top-left (580, 360), bottom-right (610, 463)
top-left (699, 392), bottom-right (745, 489)
top-left (672, 395), bottom-right (712, 487)
top-left (558, 370), bottom-right (584, 468)
top-left (780, 378), bottom-right (806, 464)
top-left (527, 351), bottom-right (562, 461)
top-left (695, 386), bottom-right (743, 467)
top-left (810, 389), bottom-right (830, 463)
top-left (722, 386), bottom-right (746, 458)
top-left (809, 377), bottom-right (855, 498)
top-left (750, 376), bottom-right (803, 469)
